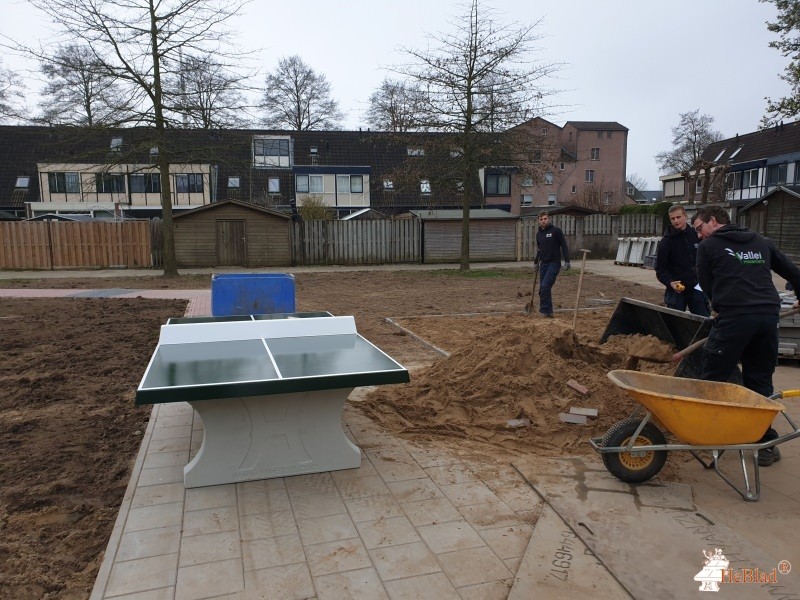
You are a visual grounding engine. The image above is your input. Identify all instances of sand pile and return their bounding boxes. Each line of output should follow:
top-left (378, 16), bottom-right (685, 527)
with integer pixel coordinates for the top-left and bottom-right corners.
top-left (357, 315), bottom-right (677, 456)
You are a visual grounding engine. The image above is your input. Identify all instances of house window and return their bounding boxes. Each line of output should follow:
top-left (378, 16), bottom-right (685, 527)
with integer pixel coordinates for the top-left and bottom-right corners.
top-left (597, 131), bottom-right (603, 139)
top-left (253, 137), bottom-right (291, 167)
top-left (544, 171), bottom-right (553, 185)
top-left (627, 186), bottom-right (635, 196)
top-left (585, 170), bottom-right (595, 183)
top-left (450, 148), bottom-right (462, 158)
top-left (383, 179), bottom-right (394, 190)
top-left (310, 146), bottom-right (318, 155)
top-left (336, 175), bottom-right (363, 194)
top-left (604, 192), bottom-right (613, 204)
top-left (767, 164), bottom-right (787, 186)
top-left (149, 147), bottom-right (159, 160)
top-left (533, 149), bottom-right (542, 163)
top-left (569, 132), bottom-right (573, 141)
top-left (571, 185), bottom-right (577, 193)
top-left (542, 127), bottom-right (548, 135)
top-left (48, 172), bottom-right (80, 193)
top-left (696, 178), bottom-right (704, 194)
top-left (521, 194), bottom-right (533, 207)
top-left (729, 146), bottom-right (743, 160)
top-left (547, 193), bottom-right (557, 205)
top-left (268, 177), bottom-right (280, 193)
top-left (228, 177), bottom-right (240, 188)
top-left (175, 173), bottom-right (204, 193)
top-left (607, 131), bottom-right (613, 139)
top-left (485, 174), bottom-right (511, 195)
top-left (713, 148), bottom-right (727, 162)
top-left (110, 137), bottom-right (123, 151)
top-left (590, 148), bottom-right (600, 160)
top-left (95, 173), bottom-right (125, 193)
top-left (559, 162), bottom-right (565, 170)
top-left (296, 174), bottom-right (323, 193)
top-left (407, 147), bottom-right (425, 156)
top-left (15, 176), bottom-right (30, 188)
top-left (521, 177), bottom-right (533, 187)
top-left (420, 180), bottom-right (431, 194)
top-left (743, 169), bottom-right (759, 188)
top-left (129, 173), bottom-right (161, 193)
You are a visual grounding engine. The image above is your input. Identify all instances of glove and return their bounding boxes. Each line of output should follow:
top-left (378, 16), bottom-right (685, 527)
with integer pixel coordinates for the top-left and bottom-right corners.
top-left (564, 262), bottom-right (571, 270)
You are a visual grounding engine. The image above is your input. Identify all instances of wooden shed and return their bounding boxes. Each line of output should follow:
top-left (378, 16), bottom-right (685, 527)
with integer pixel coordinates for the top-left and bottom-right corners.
top-left (173, 199), bottom-right (292, 267)
top-left (410, 209), bottom-right (517, 263)
top-left (739, 186), bottom-right (800, 263)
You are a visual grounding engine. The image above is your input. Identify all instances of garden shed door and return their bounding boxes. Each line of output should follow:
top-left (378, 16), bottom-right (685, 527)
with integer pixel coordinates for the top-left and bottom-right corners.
top-left (216, 220), bottom-right (246, 265)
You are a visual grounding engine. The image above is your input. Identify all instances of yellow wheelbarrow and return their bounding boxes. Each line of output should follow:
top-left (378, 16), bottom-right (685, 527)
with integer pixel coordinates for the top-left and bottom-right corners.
top-left (589, 370), bottom-right (800, 501)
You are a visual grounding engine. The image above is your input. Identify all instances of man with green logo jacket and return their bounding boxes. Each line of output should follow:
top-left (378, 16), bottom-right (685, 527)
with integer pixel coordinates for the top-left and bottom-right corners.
top-left (692, 205), bottom-right (800, 466)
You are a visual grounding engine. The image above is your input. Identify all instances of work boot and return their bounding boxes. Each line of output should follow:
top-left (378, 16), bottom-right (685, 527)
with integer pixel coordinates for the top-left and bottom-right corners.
top-left (758, 446), bottom-right (781, 467)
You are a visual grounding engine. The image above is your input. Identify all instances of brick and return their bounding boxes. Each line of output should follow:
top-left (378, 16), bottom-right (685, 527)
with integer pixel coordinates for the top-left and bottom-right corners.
top-left (569, 407), bottom-right (598, 418)
top-left (558, 413), bottom-right (587, 425)
top-left (566, 379), bottom-right (589, 395)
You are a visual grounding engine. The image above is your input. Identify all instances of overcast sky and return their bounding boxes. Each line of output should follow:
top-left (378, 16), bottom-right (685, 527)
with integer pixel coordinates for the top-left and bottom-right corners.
top-left (1, 0), bottom-right (791, 189)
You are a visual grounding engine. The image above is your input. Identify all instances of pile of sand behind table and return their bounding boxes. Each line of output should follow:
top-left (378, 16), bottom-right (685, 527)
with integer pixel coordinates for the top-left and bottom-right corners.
top-left (357, 315), bottom-right (677, 455)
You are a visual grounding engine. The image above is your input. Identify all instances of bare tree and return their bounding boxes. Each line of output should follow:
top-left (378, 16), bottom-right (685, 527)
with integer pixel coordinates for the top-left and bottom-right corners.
top-left (37, 44), bottom-right (130, 126)
top-left (655, 109), bottom-right (724, 175)
top-left (574, 177), bottom-right (625, 214)
top-left (165, 53), bottom-right (250, 129)
top-left (0, 59), bottom-right (25, 123)
top-left (392, 0), bottom-right (560, 270)
top-left (261, 55), bottom-right (344, 131)
top-left (364, 78), bottom-right (425, 132)
top-left (626, 173), bottom-right (650, 193)
top-left (21, 0), bottom-right (251, 276)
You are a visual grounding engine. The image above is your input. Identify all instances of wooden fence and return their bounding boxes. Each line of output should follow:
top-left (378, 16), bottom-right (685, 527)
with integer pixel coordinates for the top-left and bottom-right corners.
top-left (0, 220), bottom-right (151, 270)
top-left (291, 219), bottom-right (421, 265)
top-left (0, 213), bottom-right (662, 270)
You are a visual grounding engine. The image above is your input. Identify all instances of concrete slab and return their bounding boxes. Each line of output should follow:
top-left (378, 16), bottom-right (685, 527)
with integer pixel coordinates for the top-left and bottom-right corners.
top-left (513, 457), bottom-right (800, 599)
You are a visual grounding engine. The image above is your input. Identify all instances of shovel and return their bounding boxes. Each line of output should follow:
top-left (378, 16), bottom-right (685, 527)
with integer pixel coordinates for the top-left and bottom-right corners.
top-left (523, 262), bottom-right (540, 315)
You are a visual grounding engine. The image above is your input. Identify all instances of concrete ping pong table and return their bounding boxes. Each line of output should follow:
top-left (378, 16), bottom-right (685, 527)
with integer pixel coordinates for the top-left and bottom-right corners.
top-left (136, 312), bottom-right (410, 488)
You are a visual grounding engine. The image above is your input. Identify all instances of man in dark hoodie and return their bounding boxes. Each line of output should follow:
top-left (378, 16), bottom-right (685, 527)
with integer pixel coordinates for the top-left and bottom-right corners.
top-left (535, 211), bottom-right (570, 318)
top-left (692, 205), bottom-right (800, 466)
top-left (655, 205), bottom-right (709, 316)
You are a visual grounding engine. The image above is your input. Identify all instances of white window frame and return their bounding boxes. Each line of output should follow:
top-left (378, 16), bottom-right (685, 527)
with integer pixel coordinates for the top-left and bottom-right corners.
top-left (268, 177), bottom-right (280, 193)
top-left (228, 176), bottom-right (240, 188)
top-left (544, 171), bottom-right (553, 185)
top-left (585, 170), bottom-right (595, 183)
top-left (547, 193), bottom-right (557, 205)
top-left (559, 162), bottom-right (565, 170)
top-left (590, 148), bottom-right (600, 161)
top-left (521, 194), bottom-right (533, 207)
top-left (383, 179), bottom-right (394, 190)
top-left (420, 179), bottom-right (431, 194)
top-left (407, 147), bottom-right (425, 156)
top-left (521, 177), bottom-right (533, 187)
top-left (15, 176), bottom-right (30, 188)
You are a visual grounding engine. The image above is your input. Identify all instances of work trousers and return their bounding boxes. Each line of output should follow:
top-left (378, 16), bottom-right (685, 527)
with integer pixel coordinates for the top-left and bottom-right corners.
top-left (701, 312), bottom-right (780, 441)
top-left (538, 262), bottom-right (561, 316)
top-left (664, 288), bottom-right (710, 317)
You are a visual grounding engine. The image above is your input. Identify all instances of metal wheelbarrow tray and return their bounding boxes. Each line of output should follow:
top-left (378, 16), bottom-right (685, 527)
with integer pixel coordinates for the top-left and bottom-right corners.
top-left (589, 370), bottom-right (800, 501)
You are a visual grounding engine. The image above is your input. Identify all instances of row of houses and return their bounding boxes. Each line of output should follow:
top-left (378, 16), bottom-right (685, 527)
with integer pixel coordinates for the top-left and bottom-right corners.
top-left (0, 118), bottom-right (647, 222)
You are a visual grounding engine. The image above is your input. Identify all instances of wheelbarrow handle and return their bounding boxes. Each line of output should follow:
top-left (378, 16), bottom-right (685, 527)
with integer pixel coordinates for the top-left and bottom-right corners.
top-left (672, 306), bottom-right (800, 362)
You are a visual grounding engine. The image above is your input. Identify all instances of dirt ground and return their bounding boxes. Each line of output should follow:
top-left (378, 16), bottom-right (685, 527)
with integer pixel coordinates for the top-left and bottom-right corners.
top-left (0, 267), bottom-right (671, 599)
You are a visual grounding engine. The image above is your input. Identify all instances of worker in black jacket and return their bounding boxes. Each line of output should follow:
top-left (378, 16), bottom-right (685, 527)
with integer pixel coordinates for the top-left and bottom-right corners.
top-left (535, 211), bottom-right (570, 318)
top-left (692, 205), bottom-right (800, 466)
top-left (655, 205), bottom-right (709, 316)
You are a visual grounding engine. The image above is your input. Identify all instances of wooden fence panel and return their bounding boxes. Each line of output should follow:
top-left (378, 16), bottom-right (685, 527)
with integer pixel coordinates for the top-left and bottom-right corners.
top-left (0, 221), bottom-right (151, 269)
top-left (291, 219), bottom-right (421, 265)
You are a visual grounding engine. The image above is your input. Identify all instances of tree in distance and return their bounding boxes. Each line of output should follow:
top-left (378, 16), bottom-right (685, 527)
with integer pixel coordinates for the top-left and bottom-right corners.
top-left (17, 0), bottom-right (253, 277)
top-left (388, 0), bottom-right (561, 270)
top-left (761, 0), bottom-right (800, 127)
top-left (261, 55), bottom-right (344, 131)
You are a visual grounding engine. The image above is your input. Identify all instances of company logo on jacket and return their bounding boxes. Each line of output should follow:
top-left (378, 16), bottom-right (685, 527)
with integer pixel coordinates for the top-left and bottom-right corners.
top-left (725, 247), bottom-right (765, 264)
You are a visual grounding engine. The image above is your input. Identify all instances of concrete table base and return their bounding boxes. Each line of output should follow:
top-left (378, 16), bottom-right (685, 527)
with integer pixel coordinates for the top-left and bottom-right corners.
top-left (184, 387), bottom-right (360, 487)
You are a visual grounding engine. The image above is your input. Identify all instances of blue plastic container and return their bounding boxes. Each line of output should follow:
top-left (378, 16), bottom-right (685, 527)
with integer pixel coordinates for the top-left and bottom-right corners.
top-left (211, 273), bottom-right (296, 317)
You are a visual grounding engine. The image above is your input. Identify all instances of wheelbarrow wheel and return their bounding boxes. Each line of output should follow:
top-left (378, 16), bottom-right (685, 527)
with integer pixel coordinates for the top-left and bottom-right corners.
top-left (601, 418), bottom-right (667, 483)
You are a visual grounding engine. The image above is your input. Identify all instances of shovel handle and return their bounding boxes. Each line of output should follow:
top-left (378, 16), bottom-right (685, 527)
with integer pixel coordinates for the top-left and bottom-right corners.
top-left (671, 306), bottom-right (800, 361)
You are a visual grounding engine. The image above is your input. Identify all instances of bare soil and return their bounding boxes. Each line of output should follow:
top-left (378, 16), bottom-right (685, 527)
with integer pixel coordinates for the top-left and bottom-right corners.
top-left (0, 268), bottom-right (668, 599)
